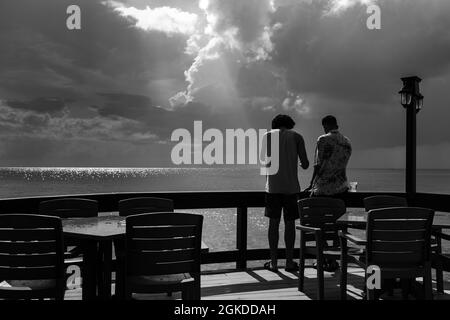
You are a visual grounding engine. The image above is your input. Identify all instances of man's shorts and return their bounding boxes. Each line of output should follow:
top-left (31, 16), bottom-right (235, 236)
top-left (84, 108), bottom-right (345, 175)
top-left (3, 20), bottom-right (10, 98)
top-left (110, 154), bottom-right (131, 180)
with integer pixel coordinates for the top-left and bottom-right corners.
top-left (265, 193), bottom-right (299, 221)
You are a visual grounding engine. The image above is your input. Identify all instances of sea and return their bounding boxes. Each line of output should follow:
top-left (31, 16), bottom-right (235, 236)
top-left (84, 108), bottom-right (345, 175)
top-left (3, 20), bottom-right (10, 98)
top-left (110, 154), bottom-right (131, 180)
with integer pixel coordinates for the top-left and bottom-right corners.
top-left (0, 167), bottom-right (449, 271)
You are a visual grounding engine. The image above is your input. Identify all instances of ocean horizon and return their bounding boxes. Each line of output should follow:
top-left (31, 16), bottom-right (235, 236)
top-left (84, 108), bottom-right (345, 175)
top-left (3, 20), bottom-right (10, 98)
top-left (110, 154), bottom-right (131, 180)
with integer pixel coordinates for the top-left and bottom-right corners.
top-left (0, 167), bottom-right (449, 199)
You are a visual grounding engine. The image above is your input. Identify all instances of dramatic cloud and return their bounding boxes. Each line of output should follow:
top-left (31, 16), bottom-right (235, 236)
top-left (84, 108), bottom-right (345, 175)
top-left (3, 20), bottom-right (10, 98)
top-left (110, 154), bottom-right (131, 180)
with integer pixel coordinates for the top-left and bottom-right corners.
top-left (328, 0), bottom-right (377, 14)
top-left (0, 0), bottom-right (449, 168)
top-left (6, 98), bottom-right (68, 114)
top-left (0, 100), bottom-right (157, 143)
top-left (109, 2), bottom-right (199, 35)
top-left (170, 0), bottom-right (279, 110)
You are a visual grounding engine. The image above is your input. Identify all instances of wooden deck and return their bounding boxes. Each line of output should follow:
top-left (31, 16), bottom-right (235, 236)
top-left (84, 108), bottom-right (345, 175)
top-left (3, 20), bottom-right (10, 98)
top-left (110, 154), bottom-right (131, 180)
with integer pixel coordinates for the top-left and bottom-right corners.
top-left (64, 266), bottom-right (450, 300)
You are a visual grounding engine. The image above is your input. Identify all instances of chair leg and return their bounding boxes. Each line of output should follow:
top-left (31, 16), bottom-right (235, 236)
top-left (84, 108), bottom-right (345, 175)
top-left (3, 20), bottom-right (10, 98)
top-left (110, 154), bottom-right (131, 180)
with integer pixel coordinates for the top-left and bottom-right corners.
top-left (424, 265), bottom-right (433, 300)
top-left (400, 279), bottom-right (410, 300)
top-left (435, 260), bottom-right (444, 294)
top-left (339, 240), bottom-right (348, 300)
top-left (298, 242), bottom-right (305, 292)
top-left (316, 253), bottom-right (324, 300)
top-left (113, 239), bottom-right (125, 299)
top-left (181, 289), bottom-right (188, 300)
top-left (193, 274), bottom-right (201, 300)
top-left (367, 288), bottom-right (377, 300)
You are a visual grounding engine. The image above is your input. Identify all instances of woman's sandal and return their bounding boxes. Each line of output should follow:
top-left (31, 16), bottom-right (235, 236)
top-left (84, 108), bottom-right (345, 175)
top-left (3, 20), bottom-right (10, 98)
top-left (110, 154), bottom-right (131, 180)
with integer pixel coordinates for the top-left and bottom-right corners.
top-left (263, 261), bottom-right (279, 273)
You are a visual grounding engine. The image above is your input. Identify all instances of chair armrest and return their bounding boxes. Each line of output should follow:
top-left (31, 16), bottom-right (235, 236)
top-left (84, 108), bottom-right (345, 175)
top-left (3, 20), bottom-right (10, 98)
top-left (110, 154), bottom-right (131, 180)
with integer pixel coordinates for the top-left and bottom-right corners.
top-left (296, 224), bottom-right (321, 233)
top-left (433, 230), bottom-right (450, 242)
top-left (67, 246), bottom-right (84, 257)
top-left (339, 231), bottom-right (367, 246)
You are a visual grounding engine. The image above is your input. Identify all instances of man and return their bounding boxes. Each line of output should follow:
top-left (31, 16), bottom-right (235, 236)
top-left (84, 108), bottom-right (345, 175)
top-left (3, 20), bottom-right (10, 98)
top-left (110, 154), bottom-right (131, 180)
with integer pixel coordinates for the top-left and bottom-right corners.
top-left (307, 115), bottom-right (352, 272)
top-left (308, 115), bottom-right (352, 197)
top-left (261, 114), bottom-right (309, 272)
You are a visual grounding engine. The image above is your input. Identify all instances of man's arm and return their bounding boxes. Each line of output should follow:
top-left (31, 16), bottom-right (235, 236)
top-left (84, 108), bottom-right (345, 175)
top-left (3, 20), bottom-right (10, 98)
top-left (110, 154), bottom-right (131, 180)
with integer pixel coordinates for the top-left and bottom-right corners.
top-left (307, 138), bottom-right (325, 190)
top-left (297, 135), bottom-right (309, 170)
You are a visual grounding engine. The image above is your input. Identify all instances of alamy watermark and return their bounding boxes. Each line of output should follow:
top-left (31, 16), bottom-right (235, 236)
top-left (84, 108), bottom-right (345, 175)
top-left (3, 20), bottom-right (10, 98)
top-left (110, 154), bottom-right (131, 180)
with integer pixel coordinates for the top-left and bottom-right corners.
top-left (366, 265), bottom-right (381, 290)
top-left (171, 121), bottom-right (280, 176)
top-left (66, 5), bottom-right (81, 30)
top-left (367, 4), bottom-right (381, 30)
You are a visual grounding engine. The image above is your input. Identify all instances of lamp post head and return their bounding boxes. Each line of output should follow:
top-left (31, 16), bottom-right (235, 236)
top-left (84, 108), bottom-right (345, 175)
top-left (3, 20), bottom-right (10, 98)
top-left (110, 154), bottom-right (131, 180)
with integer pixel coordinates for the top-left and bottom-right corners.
top-left (399, 76), bottom-right (423, 112)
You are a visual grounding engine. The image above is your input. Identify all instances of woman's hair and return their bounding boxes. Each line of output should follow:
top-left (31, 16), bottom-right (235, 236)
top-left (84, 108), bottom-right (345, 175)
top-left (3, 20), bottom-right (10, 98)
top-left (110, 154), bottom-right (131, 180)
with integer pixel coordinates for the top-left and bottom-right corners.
top-left (272, 114), bottom-right (296, 130)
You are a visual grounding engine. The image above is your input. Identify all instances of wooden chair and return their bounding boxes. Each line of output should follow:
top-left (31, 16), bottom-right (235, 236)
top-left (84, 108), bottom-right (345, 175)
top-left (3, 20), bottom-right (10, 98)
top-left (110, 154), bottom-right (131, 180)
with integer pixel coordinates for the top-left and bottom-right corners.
top-left (119, 197), bottom-right (174, 216)
top-left (364, 195), bottom-right (441, 293)
top-left (340, 207), bottom-right (435, 300)
top-left (297, 198), bottom-right (359, 300)
top-left (124, 213), bottom-right (203, 300)
top-left (39, 198), bottom-right (99, 219)
top-left (115, 197), bottom-right (174, 298)
top-left (364, 196), bottom-right (408, 211)
top-left (39, 198), bottom-right (98, 256)
top-left (39, 198), bottom-right (98, 293)
top-left (0, 214), bottom-right (65, 300)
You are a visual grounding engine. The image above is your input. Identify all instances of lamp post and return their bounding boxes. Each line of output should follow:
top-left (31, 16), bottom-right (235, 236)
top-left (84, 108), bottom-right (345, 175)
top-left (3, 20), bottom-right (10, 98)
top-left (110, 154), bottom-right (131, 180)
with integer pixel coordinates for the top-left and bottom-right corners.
top-left (399, 76), bottom-right (424, 196)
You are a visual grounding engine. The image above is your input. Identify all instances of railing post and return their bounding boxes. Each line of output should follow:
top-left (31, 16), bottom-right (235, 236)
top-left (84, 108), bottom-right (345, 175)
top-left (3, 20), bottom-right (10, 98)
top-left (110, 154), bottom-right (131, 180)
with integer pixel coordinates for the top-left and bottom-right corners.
top-left (405, 104), bottom-right (417, 196)
top-left (236, 207), bottom-right (248, 270)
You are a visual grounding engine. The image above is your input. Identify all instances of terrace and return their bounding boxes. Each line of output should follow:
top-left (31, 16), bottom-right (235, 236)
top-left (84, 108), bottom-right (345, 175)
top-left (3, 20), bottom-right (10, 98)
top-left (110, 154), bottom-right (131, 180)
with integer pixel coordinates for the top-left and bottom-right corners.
top-left (1, 190), bottom-right (450, 300)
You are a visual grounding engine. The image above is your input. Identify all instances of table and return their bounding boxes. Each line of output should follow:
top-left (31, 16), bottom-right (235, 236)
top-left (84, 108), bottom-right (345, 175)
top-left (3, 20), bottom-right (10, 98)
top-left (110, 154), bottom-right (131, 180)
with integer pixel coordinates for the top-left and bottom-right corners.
top-left (62, 214), bottom-right (209, 300)
top-left (338, 209), bottom-right (450, 229)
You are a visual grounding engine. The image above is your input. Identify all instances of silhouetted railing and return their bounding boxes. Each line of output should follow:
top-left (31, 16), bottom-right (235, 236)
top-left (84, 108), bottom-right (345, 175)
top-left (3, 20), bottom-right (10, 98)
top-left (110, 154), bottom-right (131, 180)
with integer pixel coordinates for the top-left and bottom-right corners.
top-left (0, 191), bottom-right (449, 269)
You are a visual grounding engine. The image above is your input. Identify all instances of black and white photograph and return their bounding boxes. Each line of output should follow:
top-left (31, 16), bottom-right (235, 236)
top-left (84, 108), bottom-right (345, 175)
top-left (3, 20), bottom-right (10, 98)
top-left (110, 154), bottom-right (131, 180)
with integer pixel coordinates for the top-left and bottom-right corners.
top-left (0, 0), bottom-right (450, 312)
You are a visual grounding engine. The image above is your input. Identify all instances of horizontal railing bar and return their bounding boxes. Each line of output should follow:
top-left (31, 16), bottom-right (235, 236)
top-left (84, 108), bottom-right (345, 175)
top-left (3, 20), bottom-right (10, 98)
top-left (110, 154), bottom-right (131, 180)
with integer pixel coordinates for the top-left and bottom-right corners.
top-left (2, 191), bottom-right (448, 213)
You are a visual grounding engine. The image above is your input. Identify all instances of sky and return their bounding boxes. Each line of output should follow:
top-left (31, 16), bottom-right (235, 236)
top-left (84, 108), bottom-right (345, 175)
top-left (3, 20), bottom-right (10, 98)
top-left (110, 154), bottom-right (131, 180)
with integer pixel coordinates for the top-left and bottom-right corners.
top-left (0, 0), bottom-right (449, 168)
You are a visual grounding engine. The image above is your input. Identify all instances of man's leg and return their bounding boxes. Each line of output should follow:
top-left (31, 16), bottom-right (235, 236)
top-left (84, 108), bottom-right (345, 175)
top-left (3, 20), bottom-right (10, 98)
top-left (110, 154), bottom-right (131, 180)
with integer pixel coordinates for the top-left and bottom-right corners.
top-left (268, 218), bottom-right (281, 269)
top-left (284, 194), bottom-right (299, 268)
top-left (284, 218), bottom-right (296, 267)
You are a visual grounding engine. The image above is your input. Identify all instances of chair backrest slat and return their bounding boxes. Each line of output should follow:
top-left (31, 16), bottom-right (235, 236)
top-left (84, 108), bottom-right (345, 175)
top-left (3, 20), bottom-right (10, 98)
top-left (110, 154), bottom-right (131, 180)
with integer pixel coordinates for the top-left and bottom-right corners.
top-left (39, 198), bottom-right (98, 218)
top-left (0, 214), bottom-right (65, 299)
top-left (366, 207), bottom-right (434, 268)
top-left (364, 196), bottom-right (408, 212)
top-left (298, 198), bottom-right (346, 243)
top-left (127, 260), bottom-right (197, 275)
top-left (0, 266), bottom-right (61, 280)
top-left (131, 225), bottom-right (196, 239)
top-left (125, 213), bottom-right (202, 277)
top-left (119, 197), bottom-right (174, 217)
top-left (0, 253), bottom-right (58, 268)
top-left (0, 241), bottom-right (56, 254)
top-left (0, 229), bottom-right (56, 241)
top-left (131, 237), bottom-right (196, 251)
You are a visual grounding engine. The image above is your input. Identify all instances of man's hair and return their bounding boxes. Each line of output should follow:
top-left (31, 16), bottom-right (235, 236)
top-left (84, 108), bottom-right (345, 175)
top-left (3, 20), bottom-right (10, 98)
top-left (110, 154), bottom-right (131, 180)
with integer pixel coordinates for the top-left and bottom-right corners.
top-left (322, 115), bottom-right (338, 128)
top-left (272, 114), bottom-right (296, 130)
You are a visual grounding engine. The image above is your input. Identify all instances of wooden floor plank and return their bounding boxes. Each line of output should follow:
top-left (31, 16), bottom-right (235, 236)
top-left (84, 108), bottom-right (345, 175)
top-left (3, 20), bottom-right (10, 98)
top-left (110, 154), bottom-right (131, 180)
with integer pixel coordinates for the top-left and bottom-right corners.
top-left (63, 267), bottom-right (450, 300)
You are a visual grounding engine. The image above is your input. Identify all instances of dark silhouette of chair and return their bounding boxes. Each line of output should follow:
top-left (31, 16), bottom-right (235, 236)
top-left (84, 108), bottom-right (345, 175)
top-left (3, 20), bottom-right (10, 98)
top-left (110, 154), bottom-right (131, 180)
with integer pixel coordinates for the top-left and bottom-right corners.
top-left (297, 198), bottom-right (358, 300)
top-left (364, 195), bottom-right (440, 294)
top-left (119, 197), bottom-right (174, 216)
top-left (340, 207), bottom-right (434, 300)
top-left (39, 198), bottom-right (99, 219)
top-left (115, 197), bottom-right (174, 298)
top-left (364, 196), bottom-right (408, 211)
top-left (39, 199), bottom-right (98, 259)
top-left (123, 213), bottom-right (203, 300)
top-left (39, 198), bottom-right (98, 292)
top-left (0, 214), bottom-right (65, 300)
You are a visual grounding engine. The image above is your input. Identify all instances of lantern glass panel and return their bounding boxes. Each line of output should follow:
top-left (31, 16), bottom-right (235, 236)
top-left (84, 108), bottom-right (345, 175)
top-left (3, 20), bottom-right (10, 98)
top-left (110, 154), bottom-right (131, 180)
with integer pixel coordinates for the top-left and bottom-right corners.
top-left (401, 92), bottom-right (412, 106)
top-left (417, 97), bottom-right (424, 110)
